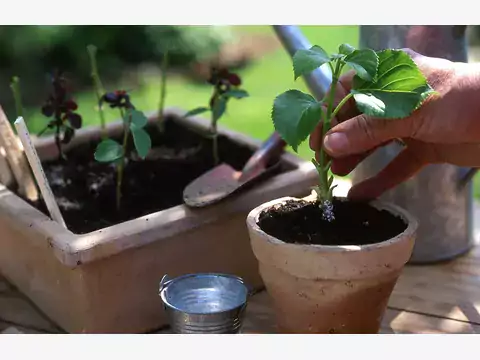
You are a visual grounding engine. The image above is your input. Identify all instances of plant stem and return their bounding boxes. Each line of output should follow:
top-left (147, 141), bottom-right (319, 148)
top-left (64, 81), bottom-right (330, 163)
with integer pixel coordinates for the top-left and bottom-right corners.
top-left (157, 49), bottom-right (169, 132)
top-left (331, 93), bottom-right (353, 120)
top-left (37, 125), bottom-right (49, 137)
top-left (211, 114), bottom-right (219, 165)
top-left (210, 90), bottom-right (221, 165)
top-left (10, 76), bottom-right (23, 118)
top-left (319, 59), bottom-right (344, 203)
top-left (116, 109), bottom-right (129, 211)
top-left (87, 45), bottom-right (107, 139)
top-left (55, 122), bottom-right (64, 161)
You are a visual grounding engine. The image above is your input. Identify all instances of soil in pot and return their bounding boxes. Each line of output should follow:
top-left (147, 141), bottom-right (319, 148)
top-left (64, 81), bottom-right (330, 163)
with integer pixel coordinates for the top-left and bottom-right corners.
top-left (257, 198), bottom-right (407, 246)
top-left (21, 115), bottom-right (283, 234)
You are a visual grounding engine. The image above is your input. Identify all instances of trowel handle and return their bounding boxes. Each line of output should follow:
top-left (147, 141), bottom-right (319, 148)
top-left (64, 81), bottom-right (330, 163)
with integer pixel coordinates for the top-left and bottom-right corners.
top-left (273, 25), bottom-right (332, 100)
top-left (238, 132), bottom-right (286, 182)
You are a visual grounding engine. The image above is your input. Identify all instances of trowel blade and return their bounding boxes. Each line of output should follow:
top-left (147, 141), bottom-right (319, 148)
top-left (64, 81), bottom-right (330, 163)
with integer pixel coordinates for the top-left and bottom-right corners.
top-left (183, 163), bottom-right (243, 207)
top-left (183, 160), bottom-right (281, 208)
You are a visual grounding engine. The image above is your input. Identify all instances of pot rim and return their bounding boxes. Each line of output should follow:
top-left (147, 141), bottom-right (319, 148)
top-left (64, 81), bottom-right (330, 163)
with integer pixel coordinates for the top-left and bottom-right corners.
top-left (159, 272), bottom-right (249, 315)
top-left (246, 194), bottom-right (418, 253)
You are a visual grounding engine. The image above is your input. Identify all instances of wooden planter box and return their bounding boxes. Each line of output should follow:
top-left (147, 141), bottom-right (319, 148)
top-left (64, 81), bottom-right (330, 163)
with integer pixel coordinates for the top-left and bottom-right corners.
top-left (0, 107), bottom-right (317, 333)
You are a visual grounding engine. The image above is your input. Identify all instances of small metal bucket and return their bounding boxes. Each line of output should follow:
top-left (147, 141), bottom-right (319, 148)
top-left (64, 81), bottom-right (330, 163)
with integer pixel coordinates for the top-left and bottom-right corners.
top-left (159, 273), bottom-right (250, 334)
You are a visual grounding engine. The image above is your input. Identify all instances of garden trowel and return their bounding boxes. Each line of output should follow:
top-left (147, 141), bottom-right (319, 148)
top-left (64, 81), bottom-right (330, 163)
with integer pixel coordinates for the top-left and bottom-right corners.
top-left (183, 132), bottom-right (287, 207)
top-left (183, 25), bottom-right (333, 208)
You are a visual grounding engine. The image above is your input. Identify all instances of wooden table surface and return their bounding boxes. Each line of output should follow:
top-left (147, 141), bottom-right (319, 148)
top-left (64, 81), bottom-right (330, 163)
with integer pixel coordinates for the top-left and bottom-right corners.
top-left (2, 243), bottom-right (480, 334)
top-left (240, 244), bottom-right (480, 334)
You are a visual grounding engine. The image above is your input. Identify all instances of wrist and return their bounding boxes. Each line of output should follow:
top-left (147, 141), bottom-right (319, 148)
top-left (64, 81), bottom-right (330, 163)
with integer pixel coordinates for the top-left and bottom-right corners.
top-left (450, 61), bottom-right (480, 137)
top-left (452, 61), bottom-right (480, 91)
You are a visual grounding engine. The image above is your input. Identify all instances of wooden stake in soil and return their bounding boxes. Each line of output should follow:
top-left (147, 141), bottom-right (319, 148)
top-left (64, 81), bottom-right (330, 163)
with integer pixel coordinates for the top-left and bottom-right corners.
top-left (0, 146), bottom-right (14, 187)
top-left (0, 106), bottom-right (38, 201)
top-left (14, 117), bottom-right (66, 229)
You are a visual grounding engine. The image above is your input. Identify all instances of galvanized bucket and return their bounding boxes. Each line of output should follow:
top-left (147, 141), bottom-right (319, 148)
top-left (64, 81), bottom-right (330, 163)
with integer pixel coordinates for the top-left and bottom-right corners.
top-left (159, 273), bottom-right (250, 334)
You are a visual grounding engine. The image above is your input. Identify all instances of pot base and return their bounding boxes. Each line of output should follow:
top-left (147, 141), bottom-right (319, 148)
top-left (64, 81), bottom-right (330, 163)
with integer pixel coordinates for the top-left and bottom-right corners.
top-left (262, 264), bottom-right (401, 334)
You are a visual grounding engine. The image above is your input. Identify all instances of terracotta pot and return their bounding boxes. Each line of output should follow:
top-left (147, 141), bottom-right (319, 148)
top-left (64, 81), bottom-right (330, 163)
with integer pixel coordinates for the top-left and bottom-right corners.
top-left (0, 107), bottom-right (318, 333)
top-left (246, 195), bottom-right (418, 334)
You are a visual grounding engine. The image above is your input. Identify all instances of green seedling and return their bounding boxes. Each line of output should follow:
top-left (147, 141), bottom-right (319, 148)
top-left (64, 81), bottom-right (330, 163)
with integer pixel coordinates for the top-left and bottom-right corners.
top-left (272, 44), bottom-right (435, 221)
top-left (93, 91), bottom-right (152, 211)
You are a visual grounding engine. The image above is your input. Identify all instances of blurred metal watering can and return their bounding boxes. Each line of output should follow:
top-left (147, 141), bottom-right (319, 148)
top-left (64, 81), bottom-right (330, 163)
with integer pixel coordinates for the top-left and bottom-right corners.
top-left (273, 25), bottom-right (478, 263)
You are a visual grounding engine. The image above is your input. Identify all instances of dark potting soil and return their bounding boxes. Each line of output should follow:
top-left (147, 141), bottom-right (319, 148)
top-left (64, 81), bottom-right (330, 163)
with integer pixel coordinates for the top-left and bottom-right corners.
top-left (26, 116), bottom-right (257, 234)
top-left (257, 198), bottom-right (407, 246)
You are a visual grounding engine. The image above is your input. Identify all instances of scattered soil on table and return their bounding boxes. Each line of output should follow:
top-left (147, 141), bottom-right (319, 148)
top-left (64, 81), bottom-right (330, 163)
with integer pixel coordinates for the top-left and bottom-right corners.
top-left (257, 198), bottom-right (407, 246)
top-left (25, 116), bottom-right (259, 234)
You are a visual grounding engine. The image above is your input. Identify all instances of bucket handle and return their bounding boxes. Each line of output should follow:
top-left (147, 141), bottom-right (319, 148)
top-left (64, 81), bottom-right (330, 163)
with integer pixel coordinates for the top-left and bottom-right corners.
top-left (458, 167), bottom-right (478, 190)
top-left (159, 274), bottom-right (171, 295)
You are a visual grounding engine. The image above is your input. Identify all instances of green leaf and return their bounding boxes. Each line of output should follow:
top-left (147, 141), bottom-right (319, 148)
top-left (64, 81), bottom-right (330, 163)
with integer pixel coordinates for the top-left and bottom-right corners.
top-left (223, 89), bottom-right (249, 99)
top-left (94, 139), bottom-right (123, 163)
top-left (272, 90), bottom-right (323, 152)
top-left (344, 49), bottom-right (379, 81)
top-left (131, 128), bottom-right (152, 159)
top-left (185, 107), bottom-right (210, 117)
top-left (339, 44), bottom-right (355, 55)
top-left (292, 45), bottom-right (330, 80)
top-left (212, 97), bottom-right (227, 123)
top-left (328, 175), bottom-right (334, 187)
top-left (351, 49), bottom-right (435, 119)
top-left (330, 53), bottom-right (345, 60)
top-left (126, 109), bottom-right (148, 129)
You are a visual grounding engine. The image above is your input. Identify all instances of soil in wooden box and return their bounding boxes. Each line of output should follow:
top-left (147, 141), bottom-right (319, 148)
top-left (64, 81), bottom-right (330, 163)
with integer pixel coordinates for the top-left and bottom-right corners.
top-left (257, 198), bottom-right (407, 246)
top-left (22, 115), bottom-right (283, 234)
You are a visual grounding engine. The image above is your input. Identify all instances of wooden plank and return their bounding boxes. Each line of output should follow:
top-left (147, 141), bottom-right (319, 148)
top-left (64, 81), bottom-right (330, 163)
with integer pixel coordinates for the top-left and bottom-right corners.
top-left (0, 290), bottom-right (61, 333)
top-left (0, 274), bottom-right (11, 293)
top-left (0, 147), bottom-right (13, 187)
top-left (0, 322), bottom-right (46, 334)
top-left (241, 291), bottom-right (480, 334)
top-left (389, 245), bottom-right (480, 324)
top-left (0, 106), bottom-right (38, 201)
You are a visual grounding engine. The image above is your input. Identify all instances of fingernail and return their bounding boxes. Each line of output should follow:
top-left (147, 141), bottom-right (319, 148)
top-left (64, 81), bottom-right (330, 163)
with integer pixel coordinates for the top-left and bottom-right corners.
top-left (324, 132), bottom-right (349, 154)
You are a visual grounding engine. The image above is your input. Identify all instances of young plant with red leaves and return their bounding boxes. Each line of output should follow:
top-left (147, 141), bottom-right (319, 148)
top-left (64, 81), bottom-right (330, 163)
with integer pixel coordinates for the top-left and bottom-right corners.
top-left (185, 67), bottom-right (249, 164)
top-left (39, 71), bottom-right (82, 160)
top-left (94, 90), bottom-right (152, 211)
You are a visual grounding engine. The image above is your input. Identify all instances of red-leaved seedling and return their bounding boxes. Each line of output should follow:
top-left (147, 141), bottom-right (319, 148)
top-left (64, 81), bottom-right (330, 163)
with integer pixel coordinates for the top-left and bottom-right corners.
top-left (185, 67), bottom-right (249, 164)
top-left (39, 71), bottom-right (83, 160)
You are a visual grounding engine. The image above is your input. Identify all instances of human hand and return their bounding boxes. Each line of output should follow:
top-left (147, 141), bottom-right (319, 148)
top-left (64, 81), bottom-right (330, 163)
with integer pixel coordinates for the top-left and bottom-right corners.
top-left (309, 48), bottom-right (480, 201)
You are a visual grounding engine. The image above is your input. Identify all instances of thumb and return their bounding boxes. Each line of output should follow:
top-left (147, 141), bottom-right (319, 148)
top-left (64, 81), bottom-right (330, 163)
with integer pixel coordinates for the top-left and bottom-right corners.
top-left (323, 114), bottom-right (412, 158)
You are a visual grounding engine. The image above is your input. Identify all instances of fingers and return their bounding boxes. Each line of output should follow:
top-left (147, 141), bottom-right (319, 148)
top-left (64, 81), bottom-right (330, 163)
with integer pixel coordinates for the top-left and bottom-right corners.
top-left (323, 114), bottom-right (412, 158)
top-left (330, 153), bottom-right (372, 176)
top-left (330, 142), bottom-right (390, 176)
top-left (309, 120), bottom-right (324, 152)
top-left (347, 146), bottom-right (427, 201)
